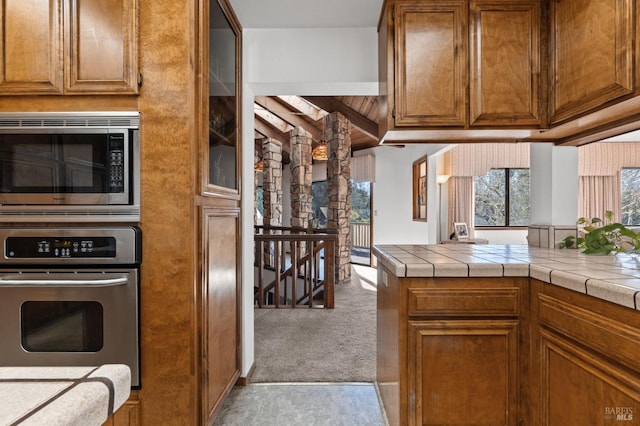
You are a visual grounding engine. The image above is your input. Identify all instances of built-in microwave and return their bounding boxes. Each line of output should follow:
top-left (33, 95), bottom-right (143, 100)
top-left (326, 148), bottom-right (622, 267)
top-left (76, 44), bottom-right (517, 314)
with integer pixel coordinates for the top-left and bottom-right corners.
top-left (0, 112), bottom-right (140, 222)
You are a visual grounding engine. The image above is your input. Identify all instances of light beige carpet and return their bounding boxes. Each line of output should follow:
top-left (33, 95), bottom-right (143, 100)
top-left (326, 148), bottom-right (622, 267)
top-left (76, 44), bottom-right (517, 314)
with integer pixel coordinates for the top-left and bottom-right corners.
top-left (251, 264), bottom-right (377, 383)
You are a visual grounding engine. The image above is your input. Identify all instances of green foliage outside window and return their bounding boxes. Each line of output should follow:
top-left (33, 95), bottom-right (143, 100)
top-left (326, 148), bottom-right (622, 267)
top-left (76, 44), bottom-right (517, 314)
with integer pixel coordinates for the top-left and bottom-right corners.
top-left (311, 180), bottom-right (371, 226)
top-left (621, 168), bottom-right (640, 225)
top-left (350, 181), bottom-right (371, 223)
top-left (474, 168), bottom-right (530, 227)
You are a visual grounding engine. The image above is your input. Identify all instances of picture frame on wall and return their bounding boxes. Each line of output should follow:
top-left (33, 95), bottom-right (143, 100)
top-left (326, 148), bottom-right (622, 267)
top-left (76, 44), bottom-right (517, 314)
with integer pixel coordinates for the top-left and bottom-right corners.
top-left (412, 155), bottom-right (428, 221)
top-left (453, 222), bottom-right (469, 239)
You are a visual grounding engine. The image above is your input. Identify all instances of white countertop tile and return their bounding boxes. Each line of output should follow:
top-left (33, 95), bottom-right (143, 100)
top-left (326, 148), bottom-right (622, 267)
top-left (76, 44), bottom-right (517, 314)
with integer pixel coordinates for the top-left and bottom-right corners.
top-left (374, 244), bottom-right (640, 311)
top-left (0, 382), bottom-right (71, 426)
top-left (550, 270), bottom-right (588, 293)
top-left (586, 279), bottom-right (639, 309)
top-left (0, 364), bottom-right (131, 426)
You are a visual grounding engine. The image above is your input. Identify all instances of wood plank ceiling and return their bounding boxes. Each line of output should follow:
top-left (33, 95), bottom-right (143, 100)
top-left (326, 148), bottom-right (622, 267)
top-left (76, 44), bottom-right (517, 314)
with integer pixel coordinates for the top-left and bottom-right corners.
top-left (253, 95), bottom-right (379, 163)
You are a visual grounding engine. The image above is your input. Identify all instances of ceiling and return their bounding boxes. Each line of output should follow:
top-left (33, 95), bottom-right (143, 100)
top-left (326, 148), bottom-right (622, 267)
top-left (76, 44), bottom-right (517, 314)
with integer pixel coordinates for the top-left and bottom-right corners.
top-left (253, 96), bottom-right (379, 161)
top-left (227, 0), bottom-right (384, 29)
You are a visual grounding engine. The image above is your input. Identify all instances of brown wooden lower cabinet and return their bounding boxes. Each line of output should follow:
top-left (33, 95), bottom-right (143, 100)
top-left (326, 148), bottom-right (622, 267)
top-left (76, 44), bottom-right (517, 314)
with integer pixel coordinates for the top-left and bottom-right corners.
top-left (534, 282), bottom-right (640, 425)
top-left (103, 397), bottom-right (140, 426)
top-left (377, 267), bottom-right (640, 426)
top-left (377, 268), bottom-right (526, 426)
top-left (408, 319), bottom-right (519, 425)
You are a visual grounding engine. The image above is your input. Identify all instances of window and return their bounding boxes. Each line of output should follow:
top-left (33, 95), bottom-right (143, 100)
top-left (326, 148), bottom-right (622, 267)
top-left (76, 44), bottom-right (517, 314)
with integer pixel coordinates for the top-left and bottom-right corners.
top-left (621, 168), bottom-right (640, 225)
top-left (474, 168), bottom-right (530, 227)
top-left (312, 181), bottom-right (328, 227)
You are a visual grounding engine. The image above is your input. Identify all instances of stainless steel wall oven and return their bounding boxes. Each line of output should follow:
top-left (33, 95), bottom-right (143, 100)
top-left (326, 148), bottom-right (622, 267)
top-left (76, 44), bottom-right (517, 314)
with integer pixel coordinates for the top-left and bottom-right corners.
top-left (0, 227), bottom-right (141, 387)
top-left (0, 112), bottom-right (140, 222)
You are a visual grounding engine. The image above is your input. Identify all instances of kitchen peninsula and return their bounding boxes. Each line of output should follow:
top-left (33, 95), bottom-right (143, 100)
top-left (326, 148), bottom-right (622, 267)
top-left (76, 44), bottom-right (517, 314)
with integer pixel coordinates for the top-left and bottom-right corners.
top-left (374, 244), bottom-right (640, 426)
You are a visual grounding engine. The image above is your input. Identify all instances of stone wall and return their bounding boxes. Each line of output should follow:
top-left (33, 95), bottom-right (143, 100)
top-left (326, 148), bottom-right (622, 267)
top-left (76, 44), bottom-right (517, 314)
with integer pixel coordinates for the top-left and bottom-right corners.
top-left (262, 139), bottom-right (283, 227)
top-left (326, 112), bottom-right (352, 284)
top-left (290, 127), bottom-right (313, 229)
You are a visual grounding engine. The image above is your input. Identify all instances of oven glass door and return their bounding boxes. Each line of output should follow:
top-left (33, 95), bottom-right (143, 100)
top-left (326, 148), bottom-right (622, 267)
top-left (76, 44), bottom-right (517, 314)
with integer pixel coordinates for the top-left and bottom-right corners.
top-left (21, 300), bottom-right (104, 352)
top-left (0, 270), bottom-right (140, 387)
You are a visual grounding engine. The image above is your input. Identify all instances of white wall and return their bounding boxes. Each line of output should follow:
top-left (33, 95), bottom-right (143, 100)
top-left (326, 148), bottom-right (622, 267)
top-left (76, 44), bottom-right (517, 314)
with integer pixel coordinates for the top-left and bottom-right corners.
top-left (245, 28), bottom-right (378, 95)
top-left (530, 144), bottom-right (579, 226)
top-left (364, 144), bottom-right (449, 245)
top-left (240, 82), bottom-right (255, 376)
top-left (475, 229), bottom-right (528, 244)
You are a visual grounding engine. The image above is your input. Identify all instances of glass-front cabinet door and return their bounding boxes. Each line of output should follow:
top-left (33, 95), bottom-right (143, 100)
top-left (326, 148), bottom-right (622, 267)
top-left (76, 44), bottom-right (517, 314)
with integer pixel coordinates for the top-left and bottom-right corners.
top-left (206, 0), bottom-right (240, 195)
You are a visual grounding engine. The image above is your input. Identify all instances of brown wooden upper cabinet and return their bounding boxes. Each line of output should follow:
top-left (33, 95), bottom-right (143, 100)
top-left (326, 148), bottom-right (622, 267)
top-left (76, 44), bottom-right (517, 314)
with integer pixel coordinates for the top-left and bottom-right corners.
top-left (470, 1), bottom-right (540, 127)
top-left (548, 0), bottom-right (634, 124)
top-left (382, 0), bottom-right (541, 131)
top-left (0, 0), bottom-right (139, 95)
top-left (393, 1), bottom-right (468, 127)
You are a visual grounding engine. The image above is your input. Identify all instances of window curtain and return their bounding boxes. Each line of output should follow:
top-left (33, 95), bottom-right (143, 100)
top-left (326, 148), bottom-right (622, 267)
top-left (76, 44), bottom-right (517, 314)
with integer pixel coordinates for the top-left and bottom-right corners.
top-left (577, 143), bottom-right (638, 223)
top-left (579, 174), bottom-right (621, 221)
top-left (447, 176), bottom-right (474, 238)
top-left (351, 154), bottom-right (375, 183)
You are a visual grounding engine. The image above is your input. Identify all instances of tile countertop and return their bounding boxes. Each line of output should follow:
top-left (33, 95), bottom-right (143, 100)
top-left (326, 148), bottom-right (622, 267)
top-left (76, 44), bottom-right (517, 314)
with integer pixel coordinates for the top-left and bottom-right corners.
top-left (0, 364), bottom-right (130, 426)
top-left (373, 244), bottom-right (640, 311)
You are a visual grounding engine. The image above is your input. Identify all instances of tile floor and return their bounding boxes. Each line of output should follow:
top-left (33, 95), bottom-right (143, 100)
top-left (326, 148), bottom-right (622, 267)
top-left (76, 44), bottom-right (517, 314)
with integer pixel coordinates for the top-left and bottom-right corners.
top-left (212, 382), bottom-right (387, 426)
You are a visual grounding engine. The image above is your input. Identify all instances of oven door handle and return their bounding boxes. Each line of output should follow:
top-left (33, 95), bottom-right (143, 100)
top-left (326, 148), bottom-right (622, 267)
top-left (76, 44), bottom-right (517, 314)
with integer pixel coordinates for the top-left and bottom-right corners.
top-left (0, 277), bottom-right (129, 287)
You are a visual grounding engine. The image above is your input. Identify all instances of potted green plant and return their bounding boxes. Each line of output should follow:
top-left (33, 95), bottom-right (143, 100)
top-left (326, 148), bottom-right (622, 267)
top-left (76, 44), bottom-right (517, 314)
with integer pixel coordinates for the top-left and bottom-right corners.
top-left (560, 210), bottom-right (640, 254)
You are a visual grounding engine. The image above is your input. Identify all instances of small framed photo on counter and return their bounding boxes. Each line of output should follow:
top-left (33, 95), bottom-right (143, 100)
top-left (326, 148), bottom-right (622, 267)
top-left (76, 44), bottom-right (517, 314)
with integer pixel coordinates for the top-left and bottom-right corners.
top-left (453, 222), bottom-right (469, 239)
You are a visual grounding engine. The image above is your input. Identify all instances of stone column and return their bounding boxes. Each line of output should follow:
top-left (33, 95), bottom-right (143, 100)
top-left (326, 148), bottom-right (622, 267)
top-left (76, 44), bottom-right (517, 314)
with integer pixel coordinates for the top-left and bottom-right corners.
top-left (289, 127), bottom-right (313, 229)
top-left (326, 112), bottom-right (352, 284)
top-left (262, 138), bottom-right (283, 227)
top-left (262, 139), bottom-right (283, 267)
top-left (289, 127), bottom-right (313, 263)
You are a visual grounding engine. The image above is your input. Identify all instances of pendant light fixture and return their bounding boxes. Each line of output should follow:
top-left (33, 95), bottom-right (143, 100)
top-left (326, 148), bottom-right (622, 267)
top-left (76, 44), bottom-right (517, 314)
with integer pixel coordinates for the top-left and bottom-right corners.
top-left (312, 116), bottom-right (328, 161)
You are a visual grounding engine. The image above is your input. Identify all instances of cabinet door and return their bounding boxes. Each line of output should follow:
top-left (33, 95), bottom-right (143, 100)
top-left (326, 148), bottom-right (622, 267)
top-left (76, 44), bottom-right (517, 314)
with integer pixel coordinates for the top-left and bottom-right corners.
top-left (65, 0), bottom-right (139, 94)
top-left (103, 398), bottom-right (141, 426)
top-left (202, 207), bottom-right (241, 424)
top-left (205, 0), bottom-right (241, 196)
top-left (549, 0), bottom-right (633, 124)
top-left (394, 1), bottom-right (467, 127)
top-left (470, 1), bottom-right (540, 127)
top-left (408, 320), bottom-right (519, 426)
top-left (540, 329), bottom-right (640, 425)
top-left (0, 0), bottom-right (63, 94)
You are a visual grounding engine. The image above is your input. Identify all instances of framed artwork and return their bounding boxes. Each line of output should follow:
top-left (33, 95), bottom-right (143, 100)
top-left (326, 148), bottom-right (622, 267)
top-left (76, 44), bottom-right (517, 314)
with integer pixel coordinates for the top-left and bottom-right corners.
top-left (453, 222), bottom-right (469, 239)
top-left (413, 156), bottom-right (428, 221)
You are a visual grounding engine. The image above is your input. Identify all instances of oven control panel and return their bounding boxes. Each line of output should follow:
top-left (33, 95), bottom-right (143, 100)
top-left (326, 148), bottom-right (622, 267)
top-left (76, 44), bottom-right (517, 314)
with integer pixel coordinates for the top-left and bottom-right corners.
top-left (5, 237), bottom-right (116, 258)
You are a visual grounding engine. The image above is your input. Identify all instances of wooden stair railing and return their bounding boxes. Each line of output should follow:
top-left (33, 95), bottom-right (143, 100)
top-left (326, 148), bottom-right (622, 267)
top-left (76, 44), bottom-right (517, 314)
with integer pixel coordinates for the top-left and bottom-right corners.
top-left (254, 226), bottom-right (336, 309)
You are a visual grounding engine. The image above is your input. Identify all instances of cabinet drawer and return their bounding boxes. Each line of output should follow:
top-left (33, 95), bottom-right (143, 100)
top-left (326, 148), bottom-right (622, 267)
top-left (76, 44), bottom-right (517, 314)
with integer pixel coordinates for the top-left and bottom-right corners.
top-left (539, 293), bottom-right (640, 372)
top-left (408, 288), bottom-right (519, 317)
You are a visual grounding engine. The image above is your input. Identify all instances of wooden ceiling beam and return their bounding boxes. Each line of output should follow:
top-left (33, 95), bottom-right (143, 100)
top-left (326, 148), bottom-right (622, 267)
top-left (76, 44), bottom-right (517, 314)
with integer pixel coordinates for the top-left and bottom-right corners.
top-left (254, 119), bottom-right (291, 163)
top-left (255, 96), bottom-right (322, 141)
top-left (254, 116), bottom-right (288, 148)
top-left (254, 103), bottom-right (294, 134)
top-left (302, 96), bottom-right (379, 140)
top-left (277, 95), bottom-right (327, 121)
